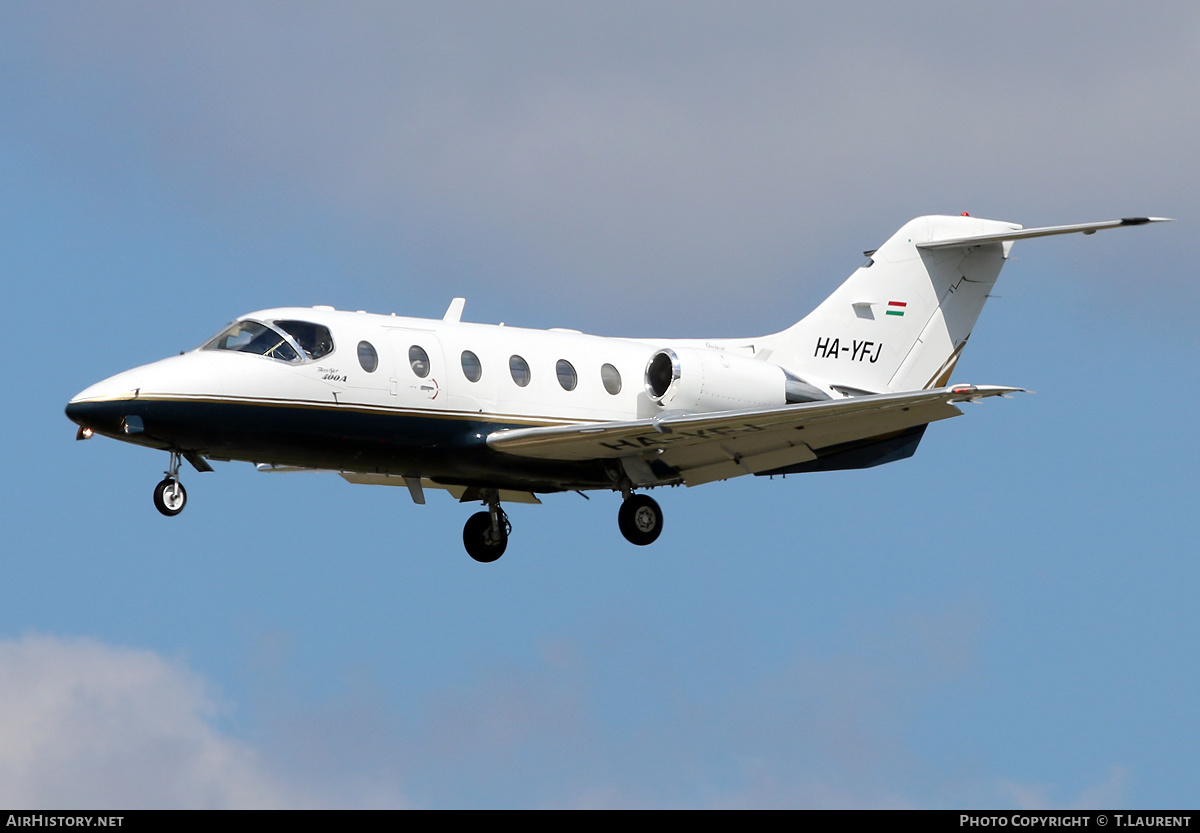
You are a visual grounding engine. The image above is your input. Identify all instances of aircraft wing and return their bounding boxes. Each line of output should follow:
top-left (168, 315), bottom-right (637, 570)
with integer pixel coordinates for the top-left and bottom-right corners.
top-left (487, 384), bottom-right (1021, 486)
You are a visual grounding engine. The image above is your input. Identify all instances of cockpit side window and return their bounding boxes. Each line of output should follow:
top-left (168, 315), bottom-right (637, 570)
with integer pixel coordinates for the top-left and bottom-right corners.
top-left (274, 320), bottom-right (334, 360)
top-left (202, 321), bottom-right (300, 362)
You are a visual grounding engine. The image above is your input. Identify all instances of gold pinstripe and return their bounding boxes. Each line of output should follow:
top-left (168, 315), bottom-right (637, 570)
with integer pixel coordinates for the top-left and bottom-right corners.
top-left (924, 338), bottom-right (969, 390)
top-left (69, 392), bottom-right (601, 429)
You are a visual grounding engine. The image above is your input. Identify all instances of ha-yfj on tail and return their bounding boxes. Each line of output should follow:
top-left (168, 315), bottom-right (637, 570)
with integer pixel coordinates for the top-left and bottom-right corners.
top-left (66, 214), bottom-right (1169, 561)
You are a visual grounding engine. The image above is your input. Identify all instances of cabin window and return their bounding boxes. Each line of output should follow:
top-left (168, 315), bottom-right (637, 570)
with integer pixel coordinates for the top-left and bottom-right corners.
top-left (461, 350), bottom-right (482, 382)
top-left (275, 320), bottom-right (333, 360)
top-left (601, 363), bottom-right (622, 395)
top-left (409, 345), bottom-right (430, 378)
top-left (202, 320), bottom-right (300, 363)
top-left (357, 341), bottom-right (378, 373)
top-left (556, 359), bottom-right (578, 391)
top-left (509, 355), bottom-right (531, 387)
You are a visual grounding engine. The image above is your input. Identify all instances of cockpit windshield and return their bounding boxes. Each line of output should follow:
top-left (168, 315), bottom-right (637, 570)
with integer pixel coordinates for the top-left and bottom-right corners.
top-left (275, 320), bottom-right (334, 360)
top-left (202, 319), bottom-right (337, 363)
top-left (202, 320), bottom-right (301, 362)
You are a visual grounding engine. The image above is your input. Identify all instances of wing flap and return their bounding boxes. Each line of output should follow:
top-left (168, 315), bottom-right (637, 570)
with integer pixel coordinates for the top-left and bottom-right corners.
top-left (338, 472), bottom-right (543, 504)
top-left (681, 443), bottom-right (818, 486)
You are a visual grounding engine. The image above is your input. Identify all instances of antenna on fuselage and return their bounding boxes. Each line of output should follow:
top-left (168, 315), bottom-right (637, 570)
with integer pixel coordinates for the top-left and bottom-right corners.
top-left (443, 297), bottom-right (466, 323)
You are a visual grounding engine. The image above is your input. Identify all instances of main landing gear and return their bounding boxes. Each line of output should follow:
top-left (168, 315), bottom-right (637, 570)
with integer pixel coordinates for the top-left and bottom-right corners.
top-left (618, 493), bottom-right (663, 546)
top-left (153, 451), bottom-right (187, 517)
top-left (458, 490), bottom-right (664, 562)
top-left (463, 495), bottom-right (510, 563)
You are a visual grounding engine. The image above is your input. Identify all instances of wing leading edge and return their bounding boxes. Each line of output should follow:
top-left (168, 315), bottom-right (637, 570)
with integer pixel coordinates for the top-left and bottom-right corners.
top-left (486, 384), bottom-right (1021, 487)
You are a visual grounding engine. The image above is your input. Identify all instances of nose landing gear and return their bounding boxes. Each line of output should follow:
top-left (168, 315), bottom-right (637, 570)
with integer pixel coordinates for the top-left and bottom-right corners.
top-left (153, 452), bottom-right (187, 517)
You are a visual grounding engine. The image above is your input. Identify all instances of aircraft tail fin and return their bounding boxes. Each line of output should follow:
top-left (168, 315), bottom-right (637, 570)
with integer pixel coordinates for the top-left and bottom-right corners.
top-left (759, 215), bottom-right (1167, 394)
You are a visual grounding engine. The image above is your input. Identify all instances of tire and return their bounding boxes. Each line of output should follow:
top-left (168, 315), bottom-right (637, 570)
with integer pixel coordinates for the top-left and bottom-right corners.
top-left (153, 478), bottom-right (187, 517)
top-left (463, 511), bottom-right (507, 563)
top-left (618, 494), bottom-right (662, 546)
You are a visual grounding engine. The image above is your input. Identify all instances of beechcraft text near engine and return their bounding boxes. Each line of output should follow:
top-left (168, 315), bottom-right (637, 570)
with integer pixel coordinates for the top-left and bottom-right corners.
top-left (66, 214), bottom-right (1168, 561)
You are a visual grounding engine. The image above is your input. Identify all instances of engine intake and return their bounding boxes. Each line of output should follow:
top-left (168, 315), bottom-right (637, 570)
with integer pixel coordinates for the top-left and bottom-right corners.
top-left (645, 347), bottom-right (796, 413)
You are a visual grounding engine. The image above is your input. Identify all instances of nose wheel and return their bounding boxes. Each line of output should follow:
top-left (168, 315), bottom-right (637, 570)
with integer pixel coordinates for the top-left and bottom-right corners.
top-left (618, 494), bottom-right (663, 546)
top-left (153, 451), bottom-right (187, 517)
top-left (153, 478), bottom-right (187, 516)
top-left (463, 498), bottom-right (510, 562)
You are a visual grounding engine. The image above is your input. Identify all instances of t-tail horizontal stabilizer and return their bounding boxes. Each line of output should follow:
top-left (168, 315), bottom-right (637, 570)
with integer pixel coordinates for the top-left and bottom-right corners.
top-left (917, 217), bottom-right (1172, 250)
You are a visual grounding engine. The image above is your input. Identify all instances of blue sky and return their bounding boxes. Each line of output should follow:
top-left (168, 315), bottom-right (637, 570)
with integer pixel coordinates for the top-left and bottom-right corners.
top-left (1, 2), bottom-right (1197, 808)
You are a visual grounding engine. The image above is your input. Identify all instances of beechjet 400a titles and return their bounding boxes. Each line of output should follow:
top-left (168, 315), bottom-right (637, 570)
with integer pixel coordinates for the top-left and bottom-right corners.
top-left (67, 214), bottom-right (1167, 562)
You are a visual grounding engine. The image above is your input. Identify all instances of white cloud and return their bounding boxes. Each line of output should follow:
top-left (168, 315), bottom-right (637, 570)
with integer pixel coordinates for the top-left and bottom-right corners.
top-left (0, 624), bottom-right (1131, 809)
top-left (0, 634), bottom-right (410, 809)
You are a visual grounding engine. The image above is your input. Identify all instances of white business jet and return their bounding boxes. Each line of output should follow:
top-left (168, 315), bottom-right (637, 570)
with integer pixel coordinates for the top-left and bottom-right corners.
top-left (66, 214), bottom-right (1166, 561)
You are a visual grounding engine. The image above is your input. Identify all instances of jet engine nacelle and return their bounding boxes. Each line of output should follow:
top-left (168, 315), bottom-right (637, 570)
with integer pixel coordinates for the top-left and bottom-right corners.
top-left (644, 347), bottom-right (788, 413)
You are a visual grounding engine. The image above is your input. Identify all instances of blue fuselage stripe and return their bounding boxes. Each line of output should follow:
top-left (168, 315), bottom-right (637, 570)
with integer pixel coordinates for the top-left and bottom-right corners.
top-left (65, 397), bottom-right (613, 492)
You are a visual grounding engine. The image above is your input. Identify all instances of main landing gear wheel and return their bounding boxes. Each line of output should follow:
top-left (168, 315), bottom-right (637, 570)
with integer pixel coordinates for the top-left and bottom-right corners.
top-left (153, 478), bottom-right (187, 516)
top-left (463, 510), bottom-right (509, 563)
top-left (618, 494), bottom-right (663, 546)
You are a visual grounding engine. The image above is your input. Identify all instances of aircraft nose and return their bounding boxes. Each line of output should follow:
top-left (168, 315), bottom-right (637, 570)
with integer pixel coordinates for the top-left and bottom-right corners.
top-left (67, 369), bottom-right (144, 406)
top-left (65, 352), bottom-right (224, 440)
top-left (65, 370), bottom-right (145, 433)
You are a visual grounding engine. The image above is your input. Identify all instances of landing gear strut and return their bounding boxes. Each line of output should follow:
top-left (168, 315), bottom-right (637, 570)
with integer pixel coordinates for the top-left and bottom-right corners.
top-left (463, 495), bottom-right (510, 562)
top-left (618, 494), bottom-right (663, 546)
top-left (153, 451), bottom-right (187, 517)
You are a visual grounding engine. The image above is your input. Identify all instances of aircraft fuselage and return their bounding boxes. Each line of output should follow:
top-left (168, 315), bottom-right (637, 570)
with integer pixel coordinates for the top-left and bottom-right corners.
top-left (66, 307), bottom-right (688, 492)
top-left (67, 215), bottom-right (1167, 560)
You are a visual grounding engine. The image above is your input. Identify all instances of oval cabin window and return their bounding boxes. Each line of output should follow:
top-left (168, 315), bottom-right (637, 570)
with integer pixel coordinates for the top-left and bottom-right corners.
top-left (357, 341), bottom-right (378, 373)
top-left (409, 345), bottom-right (430, 378)
top-left (556, 359), bottom-right (578, 391)
top-left (509, 355), bottom-right (531, 387)
top-left (461, 350), bottom-right (482, 383)
top-left (601, 363), bottom-right (622, 395)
